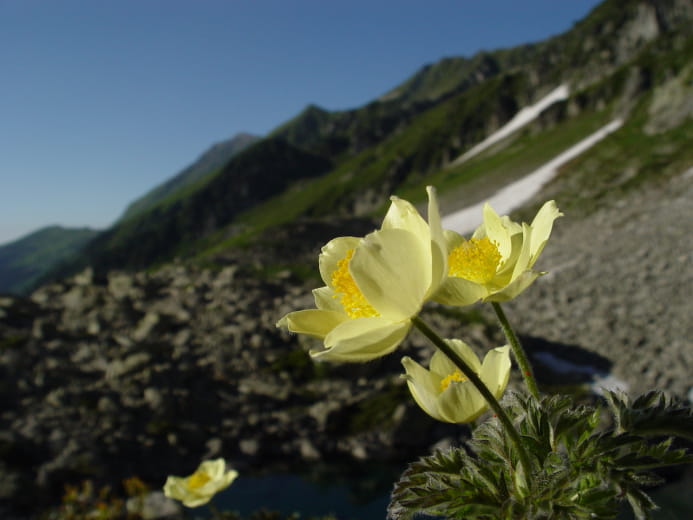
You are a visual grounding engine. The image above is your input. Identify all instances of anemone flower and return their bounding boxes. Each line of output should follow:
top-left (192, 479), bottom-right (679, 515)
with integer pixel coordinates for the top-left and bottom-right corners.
top-left (277, 187), bottom-right (446, 362)
top-left (401, 340), bottom-right (511, 423)
top-left (163, 459), bottom-right (238, 508)
top-left (435, 200), bottom-right (562, 305)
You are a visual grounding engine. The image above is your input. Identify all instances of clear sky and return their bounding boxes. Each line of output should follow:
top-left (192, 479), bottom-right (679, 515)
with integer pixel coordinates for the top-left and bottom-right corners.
top-left (0, 0), bottom-right (602, 246)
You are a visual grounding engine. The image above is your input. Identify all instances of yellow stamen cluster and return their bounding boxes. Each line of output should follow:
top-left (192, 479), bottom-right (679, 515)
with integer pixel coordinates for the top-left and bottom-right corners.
top-left (187, 470), bottom-right (211, 489)
top-left (448, 237), bottom-right (501, 284)
top-left (439, 370), bottom-right (467, 392)
top-left (331, 249), bottom-right (379, 319)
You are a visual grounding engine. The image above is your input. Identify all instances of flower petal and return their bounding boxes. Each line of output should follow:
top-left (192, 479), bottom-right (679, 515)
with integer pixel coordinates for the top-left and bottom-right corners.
top-left (318, 236), bottom-right (361, 288)
top-left (382, 196), bottom-right (429, 237)
top-left (313, 317), bottom-right (410, 362)
top-left (401, 356), bottom-right (446, 422)
top-left (350, 228), bottom-right (430, 321)
top-left (480, 345), bottom-right (511, 398)
top-left (529, 200), bottom-right (562, 266)
top-left (430, 339), bottom-right (482, 377)
top-left (163, 476), bottom-right (189, 502)
top-left (220, 468), bottom-right (239, 488)
top-left (183, 495), bottom-right (212, 508)
top-left (443, 229), bottom-right (465, 250)
top-left (163, 476), bottom-right (210, 508)
top-left (438, 381), bottom-right (486, 423)
top-left (313, 286), bottom-right (344, 312)
top-left (277, 309), bottom-right (347, 338)
top-left (426, 186), bottom-right (448, 296)
top-left (485, 269), bottom-right (541, 302)
top-left (500, 215), bottom-right (522, 236)
top-left (510, 223), bottom-right (533, 282)
top-left (198, 459), bottom-right (224, 480)
top-left (433, 277), bottom-right (487, 306)
top-left (481, 203), bottom-right (513, 262)
top-left (494, 229), bottom-right (524, 280)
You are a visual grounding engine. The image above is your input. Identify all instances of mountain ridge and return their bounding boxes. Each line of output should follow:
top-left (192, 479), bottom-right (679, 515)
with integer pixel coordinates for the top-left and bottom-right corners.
top-left (0, 226), bottom-right (99, 295)
top-left (7, 0), bottom-right (693, 292)
top-left (119, 132), bottom-right (260, 222)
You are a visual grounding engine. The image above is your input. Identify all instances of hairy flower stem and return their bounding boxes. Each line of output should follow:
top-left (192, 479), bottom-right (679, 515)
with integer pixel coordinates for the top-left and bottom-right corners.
top-left (411, 316), bottom-right (532, 477)
top-left (492, 302), bottom-right (539, 399)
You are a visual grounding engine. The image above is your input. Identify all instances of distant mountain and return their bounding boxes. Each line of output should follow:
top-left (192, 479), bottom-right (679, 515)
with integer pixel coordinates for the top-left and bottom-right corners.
top-left (35, 0), bottom-right (693, 285)
top-left (119, 132), bottom-right (260, 221)
top-left (272, 0), bottom-right (692, 157)
top-left (44, 138), bottom-right (332, 276)
top-left (0, 226), bottom-right (98, 295)
top-left (0, 134), bottom-right (259, 294)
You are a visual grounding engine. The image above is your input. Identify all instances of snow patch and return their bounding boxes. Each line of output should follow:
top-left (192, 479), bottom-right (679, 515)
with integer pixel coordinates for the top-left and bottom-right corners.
top-left (442, 119), bottom-right (623, 234)
top-left (450, 85), bottom-right (570, 167)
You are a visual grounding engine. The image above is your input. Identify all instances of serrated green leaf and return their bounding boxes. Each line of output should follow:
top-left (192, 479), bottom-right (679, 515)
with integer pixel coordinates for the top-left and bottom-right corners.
top-left (389, 390), bottom-right (691, 520)
top-left (604, 389), bottom-right (693, 440)
top-left (625, 487), bottom-right (657, 520)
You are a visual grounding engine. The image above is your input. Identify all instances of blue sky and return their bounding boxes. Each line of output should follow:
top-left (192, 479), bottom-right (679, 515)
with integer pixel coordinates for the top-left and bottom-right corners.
top-left (0, 0), bottom-right (602, 246)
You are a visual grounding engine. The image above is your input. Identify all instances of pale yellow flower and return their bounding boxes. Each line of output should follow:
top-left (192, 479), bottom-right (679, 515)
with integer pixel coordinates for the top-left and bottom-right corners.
top-left (401, 340), bottom-right (511, 423)
top-left (163, 459), bottom-right (238, 508)
top-left (435, 201), bottom-right (562, 304)
top-left (277, 187), bottom-right (447, 362)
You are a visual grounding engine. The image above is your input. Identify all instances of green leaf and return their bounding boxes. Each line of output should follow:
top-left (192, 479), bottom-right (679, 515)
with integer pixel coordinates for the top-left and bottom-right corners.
top-left (389, 391), bottom-right (691, 520)
top-left (604, 389), bottom-right (693, 440)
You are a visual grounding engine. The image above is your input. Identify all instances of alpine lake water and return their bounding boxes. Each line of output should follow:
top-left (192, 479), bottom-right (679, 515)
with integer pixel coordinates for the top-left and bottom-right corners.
top-left (207, 461), bottom-right (407, 519)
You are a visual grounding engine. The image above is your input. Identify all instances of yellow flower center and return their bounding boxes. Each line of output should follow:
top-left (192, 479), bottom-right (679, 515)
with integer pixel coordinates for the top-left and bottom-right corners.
top-left (439, 370), bottom-right (468, 392)
top-left (188, 470), bottom-right (211, 489)
top-left (447, 237), bottom-right (501, 284)
top-left (331, 249), bottom-right (379, 319)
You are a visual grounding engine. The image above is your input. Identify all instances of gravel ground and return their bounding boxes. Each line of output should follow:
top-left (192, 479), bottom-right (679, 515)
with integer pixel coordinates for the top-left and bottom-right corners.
top-left (495, 168), bottom-right (693, 399)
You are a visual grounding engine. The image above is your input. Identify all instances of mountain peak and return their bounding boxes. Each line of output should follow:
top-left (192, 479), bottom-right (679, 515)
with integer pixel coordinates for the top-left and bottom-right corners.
top-left (118, 132), bottom-right (260, 222)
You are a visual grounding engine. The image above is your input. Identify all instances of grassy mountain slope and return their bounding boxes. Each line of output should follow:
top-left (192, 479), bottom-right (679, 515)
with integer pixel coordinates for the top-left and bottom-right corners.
top-left (270, 0), bottom-right (691, 158)
top-left (119, 132), bottom-right (259, 222)
top-left (0, 226), bottom-right (98, 295)
top-left (31, 0), bottom-right (693, 286)
top-left (195, 20), bottom-right (692, 259)
top-left (44, 138), bottom-right (332, 277)
top-left (524, 60), bottom-right (693, 220)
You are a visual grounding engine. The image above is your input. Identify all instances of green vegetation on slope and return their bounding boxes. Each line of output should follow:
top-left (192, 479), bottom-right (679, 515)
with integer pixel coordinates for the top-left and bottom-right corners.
top-left (0, 227), bottom-right (98, 295)
top-left (533, 92), bottom-right (692, 219)
top-left (398, 102), bottom-right (614, 212)
top-left (514, 30), bottom-right (693, 221)
top-left (195, 22), bottom-right (692, 263)
top-left (22, 0), bottom-right (690, 289)
top-left (196, 71), bottom-right (612, 256)
top-left (119, 133), bottom-right (259, 222)
top-left (43, 138), bottom-right (333, 277)
top-left (202, 71), bottom-right (533, 252)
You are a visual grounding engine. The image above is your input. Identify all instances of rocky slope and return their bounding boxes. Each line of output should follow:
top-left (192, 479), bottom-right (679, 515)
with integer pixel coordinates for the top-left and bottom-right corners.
top-left (1, 167), bottom-right (691, 518)
top-left (506, 166), bottom-right (693, 399)
top-left (0, 218), bottom-right (475, 518)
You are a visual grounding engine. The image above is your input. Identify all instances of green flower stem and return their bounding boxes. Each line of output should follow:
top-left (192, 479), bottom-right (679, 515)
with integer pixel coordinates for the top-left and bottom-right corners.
top-left (411, 316), bottom-right (532, 477)
top-left (492, 302), bottom-right (539, 399)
